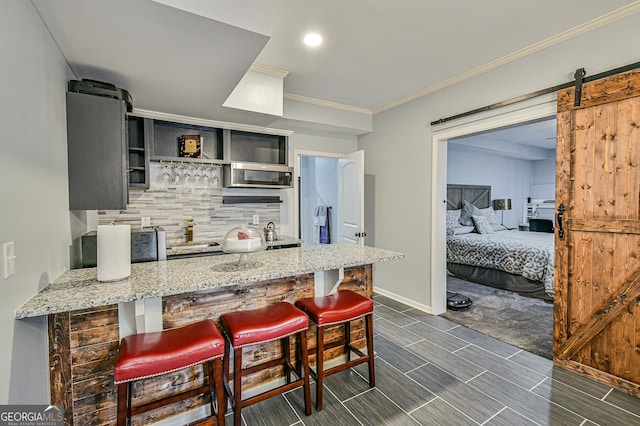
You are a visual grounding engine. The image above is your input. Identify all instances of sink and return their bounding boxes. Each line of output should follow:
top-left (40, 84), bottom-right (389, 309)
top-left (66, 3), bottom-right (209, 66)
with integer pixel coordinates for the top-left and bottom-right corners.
top-left (167, 242), bottom-right (219, 250)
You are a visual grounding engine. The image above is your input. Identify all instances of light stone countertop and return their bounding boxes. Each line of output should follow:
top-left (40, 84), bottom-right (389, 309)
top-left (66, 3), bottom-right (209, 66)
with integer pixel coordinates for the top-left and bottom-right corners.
top-left (16, 244), bottom-right (404, 319)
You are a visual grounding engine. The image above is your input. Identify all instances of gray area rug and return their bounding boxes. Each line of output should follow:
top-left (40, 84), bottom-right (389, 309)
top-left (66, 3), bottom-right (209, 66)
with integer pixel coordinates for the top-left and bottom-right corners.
top-left (441, 276), bottom-right (554, 359)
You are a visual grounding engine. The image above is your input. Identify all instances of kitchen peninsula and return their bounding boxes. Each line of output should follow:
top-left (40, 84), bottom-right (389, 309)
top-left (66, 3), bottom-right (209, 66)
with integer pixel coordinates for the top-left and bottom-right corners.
top-left (17, 243), bottom-right (403, 425)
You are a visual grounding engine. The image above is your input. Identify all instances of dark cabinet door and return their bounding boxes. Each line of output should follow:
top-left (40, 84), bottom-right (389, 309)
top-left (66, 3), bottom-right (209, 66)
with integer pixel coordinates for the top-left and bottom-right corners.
top-left (66, 92), bottom-right (127, 210)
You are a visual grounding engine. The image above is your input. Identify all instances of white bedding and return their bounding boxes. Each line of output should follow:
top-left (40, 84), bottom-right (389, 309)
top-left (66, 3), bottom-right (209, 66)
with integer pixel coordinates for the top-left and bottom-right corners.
top-left (447, 230), bottom-right (555, 297)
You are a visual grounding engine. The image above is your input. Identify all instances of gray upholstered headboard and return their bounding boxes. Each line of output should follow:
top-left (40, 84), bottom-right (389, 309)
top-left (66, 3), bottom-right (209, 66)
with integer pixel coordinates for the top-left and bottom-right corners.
top-left (447, 184), bottom-right (491, 210)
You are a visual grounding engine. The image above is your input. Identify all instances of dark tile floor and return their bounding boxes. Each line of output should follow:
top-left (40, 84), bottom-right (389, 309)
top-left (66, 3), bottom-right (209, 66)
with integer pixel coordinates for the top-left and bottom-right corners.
top-left (235, 293), bottom-right (640, 425)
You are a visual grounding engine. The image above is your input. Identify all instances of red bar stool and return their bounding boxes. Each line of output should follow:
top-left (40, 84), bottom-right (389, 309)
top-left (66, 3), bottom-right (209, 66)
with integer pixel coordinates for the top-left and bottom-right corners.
top-left (114, 319), bottom-right (226, 426)
top-left (295, 290), bottom-right (375, 411)
top-left (219, 302), bottom-right (311, 426)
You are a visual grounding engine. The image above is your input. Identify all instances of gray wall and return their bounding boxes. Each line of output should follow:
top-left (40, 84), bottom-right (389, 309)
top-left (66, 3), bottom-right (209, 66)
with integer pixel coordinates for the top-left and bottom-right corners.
top-left (447, 145), bottom-right (534, 229)
top-left (532, 154), bottom-right (557, 187)
top-left (447, 146), bottom-right (557, 228)
top-left (359, 12), bottom-right (640, 309)
top-left (0, 1), bottom-right (76, 403)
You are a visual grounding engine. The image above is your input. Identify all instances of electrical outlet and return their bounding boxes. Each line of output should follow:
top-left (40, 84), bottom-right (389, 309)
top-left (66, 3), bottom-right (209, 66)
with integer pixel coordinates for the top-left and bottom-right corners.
top-left (3, 242), bottom-right (16, 279)
top-left (252, 215), bottom-right (259, 225)
top-left (141, 217), bottom-right (151, 228)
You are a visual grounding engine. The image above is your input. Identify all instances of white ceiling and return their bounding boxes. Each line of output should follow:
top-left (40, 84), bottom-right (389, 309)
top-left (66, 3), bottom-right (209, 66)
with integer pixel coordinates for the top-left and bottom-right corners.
top-left (32, 0), bottom-right (640, 129)
top-left (448, 118), bottom-right (557, 160)
top-left (259, 0), bottom-right (636, 112)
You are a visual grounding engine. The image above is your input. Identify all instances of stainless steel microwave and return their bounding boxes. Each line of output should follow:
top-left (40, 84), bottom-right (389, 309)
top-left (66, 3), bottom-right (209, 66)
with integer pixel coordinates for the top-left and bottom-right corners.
top-left (224, 162), bottom-right (294, 188)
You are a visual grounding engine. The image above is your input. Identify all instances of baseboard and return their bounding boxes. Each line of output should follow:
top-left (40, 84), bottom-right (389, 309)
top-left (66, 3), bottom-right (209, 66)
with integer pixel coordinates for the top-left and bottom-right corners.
top-left (373, 285), bottom-right (433, 314)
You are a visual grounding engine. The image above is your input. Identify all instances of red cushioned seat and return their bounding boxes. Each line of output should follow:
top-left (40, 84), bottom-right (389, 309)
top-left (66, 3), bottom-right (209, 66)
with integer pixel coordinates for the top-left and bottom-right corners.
top-left (295, 290), bottom-right (375, 411)
top-left (114, 319), bottom-right (226, 426)
top-left (220, 302), bottom-right (311, 425)
top-left (220, 302), bottom-right (309, 348)
top-left (295, 290), bottom-right (373, 326)
top-left (115, 319), bottom-right (225, 383)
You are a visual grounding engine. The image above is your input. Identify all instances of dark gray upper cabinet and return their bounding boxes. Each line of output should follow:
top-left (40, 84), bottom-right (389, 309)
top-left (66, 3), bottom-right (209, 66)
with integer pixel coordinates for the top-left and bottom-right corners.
top-left (150, 120), bottom-right (225, 163)
top-left (229, 130), bottom-right (287, 165)
top-left (66, 92), bottom-right (127, 210)
top-left (127, 116), bottom-right (151, 189)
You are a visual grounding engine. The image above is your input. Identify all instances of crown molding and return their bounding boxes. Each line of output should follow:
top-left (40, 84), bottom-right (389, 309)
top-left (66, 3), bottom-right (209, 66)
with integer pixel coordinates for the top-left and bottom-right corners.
top-left (131, 108), bottom-right (294, 136)
top-left (250, 63), bottom-right (289, 78)
top-left (284, 93), bottom-right (372, 115)
top-left (374, 1), bottom-right (640, 115)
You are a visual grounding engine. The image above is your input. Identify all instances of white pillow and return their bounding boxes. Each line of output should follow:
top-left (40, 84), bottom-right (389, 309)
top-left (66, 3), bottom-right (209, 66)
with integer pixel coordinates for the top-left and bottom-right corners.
top-left (459, 201), bottom-right (482, 226)
top-left (480, 207), bottom-right (500, 224)
top-left (472, 215), bottom-right (494, 234)
top-left (447, 225), bottom-right (475, 236)
top-left (446, 210), bottom-right (461, 228)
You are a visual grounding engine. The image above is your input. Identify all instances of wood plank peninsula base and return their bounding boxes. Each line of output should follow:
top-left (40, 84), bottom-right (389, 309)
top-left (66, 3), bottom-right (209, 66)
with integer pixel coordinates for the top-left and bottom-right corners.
top-left (49, 265), bottom-right (373, 425)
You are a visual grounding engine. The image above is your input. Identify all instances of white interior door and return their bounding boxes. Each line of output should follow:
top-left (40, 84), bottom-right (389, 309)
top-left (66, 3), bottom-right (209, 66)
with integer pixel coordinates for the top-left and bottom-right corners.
top-left (338, 150), bottom-right (364, 244)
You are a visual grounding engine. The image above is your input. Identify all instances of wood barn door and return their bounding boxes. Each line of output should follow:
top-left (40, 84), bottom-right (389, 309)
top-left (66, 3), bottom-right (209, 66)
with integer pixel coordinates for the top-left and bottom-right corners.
top-left (554, 69), bottom-right (640, 396)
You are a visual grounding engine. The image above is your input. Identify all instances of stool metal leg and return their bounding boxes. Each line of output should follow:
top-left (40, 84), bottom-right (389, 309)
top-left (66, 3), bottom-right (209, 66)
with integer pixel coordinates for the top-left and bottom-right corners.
top-left (365, 313), bottom-right (375, 388)
top-left (206, 358), bottom-right (226, 425)
top-left (216, 359), bottom-right (227, 426)
top-left (344, 321), bottom-right (352, 363)
top-left (299, 330), bottom-right (312, 416)
top-left (315, 325), bottom-right (325, 411)
top-left (282, 336), bottom-right (291, 384)
top-left (233, 347), bottom-right (243, 426)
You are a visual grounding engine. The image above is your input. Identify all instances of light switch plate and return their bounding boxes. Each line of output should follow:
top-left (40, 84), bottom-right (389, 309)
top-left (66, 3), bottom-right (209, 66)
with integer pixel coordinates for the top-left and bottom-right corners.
top-left (3, 242), bottom-right (15, 279)
top-left (141, 217), bottom-right (151, 228)
top-left (252, 215), bottom-right (259, 225)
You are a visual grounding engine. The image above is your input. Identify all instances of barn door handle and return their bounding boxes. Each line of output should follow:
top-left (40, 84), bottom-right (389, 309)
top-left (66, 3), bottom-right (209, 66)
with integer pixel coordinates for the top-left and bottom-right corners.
top-left (557, 204), bottom-right (566, 239)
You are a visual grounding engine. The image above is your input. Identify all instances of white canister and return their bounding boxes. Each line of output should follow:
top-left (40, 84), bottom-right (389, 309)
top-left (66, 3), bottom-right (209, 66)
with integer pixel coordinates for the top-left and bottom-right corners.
top-left (97, 224), bottom-right (131, 282)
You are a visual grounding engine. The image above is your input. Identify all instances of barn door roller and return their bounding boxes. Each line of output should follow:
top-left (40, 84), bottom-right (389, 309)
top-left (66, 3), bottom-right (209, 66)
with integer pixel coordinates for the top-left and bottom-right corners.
top-left (432, 61), bottom-right (640, 126)
top-left (573, 68), bottom-right (586, 107)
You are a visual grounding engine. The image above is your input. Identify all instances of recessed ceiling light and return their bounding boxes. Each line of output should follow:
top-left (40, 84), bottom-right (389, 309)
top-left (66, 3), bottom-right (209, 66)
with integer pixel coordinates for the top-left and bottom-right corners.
top-left (303, 33), bottom-right (323, 47)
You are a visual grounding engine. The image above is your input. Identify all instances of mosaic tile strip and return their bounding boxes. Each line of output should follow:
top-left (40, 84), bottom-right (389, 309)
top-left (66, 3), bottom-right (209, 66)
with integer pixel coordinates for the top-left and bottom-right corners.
top-left (99, 187), bottom-right (280, 244)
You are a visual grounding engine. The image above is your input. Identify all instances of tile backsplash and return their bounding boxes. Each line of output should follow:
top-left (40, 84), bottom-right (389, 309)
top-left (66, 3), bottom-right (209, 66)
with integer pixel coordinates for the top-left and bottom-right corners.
top-left (99, 182), bottom-right (280, 244)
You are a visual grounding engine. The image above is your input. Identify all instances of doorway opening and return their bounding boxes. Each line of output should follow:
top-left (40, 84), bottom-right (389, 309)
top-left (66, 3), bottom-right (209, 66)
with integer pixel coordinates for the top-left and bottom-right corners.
top-left (430, 94), bottom-right (557, 315)
top-left (442, 117), bottom-right (557, 358)
top-left (295, 150), bottom-right (368, 247)
top-left (297, 153), bottom-right (339, 246)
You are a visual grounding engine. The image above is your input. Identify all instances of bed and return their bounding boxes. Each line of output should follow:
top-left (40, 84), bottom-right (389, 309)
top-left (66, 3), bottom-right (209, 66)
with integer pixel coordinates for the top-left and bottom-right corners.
top-left (446, 184), bottom-right (554, 300)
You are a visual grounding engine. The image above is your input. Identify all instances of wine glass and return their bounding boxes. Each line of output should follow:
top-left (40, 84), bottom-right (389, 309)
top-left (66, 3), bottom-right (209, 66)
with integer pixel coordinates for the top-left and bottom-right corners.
top-left (194, 166), bottom-right (203, 184)
top-left (211, 166), bottom-right (220, 187)
top-left (161, 162), bottom-right (172, 185)
top-left (202, 165), bottom-right (211, 186)
top-left (183, 164), bottom-right (192, 185)
top-left (171, 164), bottom-right (183, 186)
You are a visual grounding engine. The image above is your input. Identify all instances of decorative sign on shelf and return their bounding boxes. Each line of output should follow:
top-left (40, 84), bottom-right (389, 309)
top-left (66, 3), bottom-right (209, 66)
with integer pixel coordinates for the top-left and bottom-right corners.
top-left (179, 135), bottom-right (202, 158)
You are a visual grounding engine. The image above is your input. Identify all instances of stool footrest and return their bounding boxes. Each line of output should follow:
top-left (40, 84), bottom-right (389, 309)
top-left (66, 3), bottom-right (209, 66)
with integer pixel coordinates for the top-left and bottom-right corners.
top-left (318, 339), bottom-right (367, 359)
top-left (242, 356), bottom-right (291, 376)
top-left (220, 303), bottom-right (311, 425)
top-left (310, 347), bottom-right (370, 378)
top-left (237, 378), bottom-right (306, 410)
top-left (295, 292), bottom-right (376, 412)
top-left (324, 355), bottom-right (370, 377)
